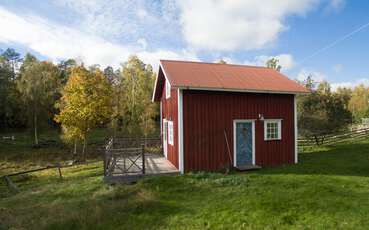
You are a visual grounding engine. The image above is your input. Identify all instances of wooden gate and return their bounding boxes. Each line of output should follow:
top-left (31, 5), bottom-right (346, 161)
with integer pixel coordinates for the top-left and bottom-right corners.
top-left (103, 138), bottom-right (161, 176)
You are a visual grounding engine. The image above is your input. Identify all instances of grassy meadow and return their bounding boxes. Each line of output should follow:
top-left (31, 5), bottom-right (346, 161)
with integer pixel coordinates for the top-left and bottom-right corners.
top-left (1, 131), bottom-right (369, 229)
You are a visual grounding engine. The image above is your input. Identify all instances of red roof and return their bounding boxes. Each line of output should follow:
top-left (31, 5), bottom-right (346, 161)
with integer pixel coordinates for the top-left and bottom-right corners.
top-left (153, 60), bottom-right (309, 101)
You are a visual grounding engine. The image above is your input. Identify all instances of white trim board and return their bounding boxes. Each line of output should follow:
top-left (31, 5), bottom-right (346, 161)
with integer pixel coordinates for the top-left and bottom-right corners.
top-left (177, 89), bottom-right (184, 174)
top-left (294, 95), bottom-right (298, 164)
top-left (233, 119), bottom-right (256, 167)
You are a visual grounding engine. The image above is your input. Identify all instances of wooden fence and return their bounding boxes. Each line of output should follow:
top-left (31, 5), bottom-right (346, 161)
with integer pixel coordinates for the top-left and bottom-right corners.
top-left (298, 128), bottom-right (369, 150)
top-left (2, 161), bottom-right (99, 192)
top-left (103, 137), bottom-right (161, 177)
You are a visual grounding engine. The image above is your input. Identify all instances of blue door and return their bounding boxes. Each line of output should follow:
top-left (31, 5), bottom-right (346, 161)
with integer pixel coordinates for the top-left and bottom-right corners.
top-left (235, 122), bottom-right (253, 166)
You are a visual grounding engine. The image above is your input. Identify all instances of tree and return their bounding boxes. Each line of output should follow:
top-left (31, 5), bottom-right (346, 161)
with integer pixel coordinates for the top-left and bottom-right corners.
top-left (266, 58), bottom-right (282, 72)
top-left (55, 66), bottom-right (112, 160)
top-left (119, 55), bottom-right (158, 136)
top-left (348, 84), bottom-right (369, 122)
top-left (298, 79), bottom-right (352, 145)
top-left (58, 59), bottom-right (77, 85)
top-left (218, 59), bottom-right (227, 64)
top-left (0, 52), bottom-right (24, 128)
top-left (17, 55), bottom-right (61, 145)
top-left (2, 48), bottom-right (22, 78)
top-left (103, 66), bottom-right (118, 84)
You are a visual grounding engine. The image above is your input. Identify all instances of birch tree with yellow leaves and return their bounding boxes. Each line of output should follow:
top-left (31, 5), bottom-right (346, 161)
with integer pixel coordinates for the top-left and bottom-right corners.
top-left (55, 66), bottom-right (111, 160)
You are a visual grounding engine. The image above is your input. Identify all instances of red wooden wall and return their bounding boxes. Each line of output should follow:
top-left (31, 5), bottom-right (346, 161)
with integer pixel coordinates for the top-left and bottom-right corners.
top-left (182, 90), bottom-right (295, 172)
top-left (160, 81), bottom-right (179, 168)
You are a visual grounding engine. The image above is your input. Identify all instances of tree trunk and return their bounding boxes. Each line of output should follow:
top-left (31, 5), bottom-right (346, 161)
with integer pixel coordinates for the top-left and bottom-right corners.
top-left (73, 139), bottom-right (77, 159)
top-left (34, 111), bottom-right (39, 146)
top-left (82, 132), bottom-right (87, 162)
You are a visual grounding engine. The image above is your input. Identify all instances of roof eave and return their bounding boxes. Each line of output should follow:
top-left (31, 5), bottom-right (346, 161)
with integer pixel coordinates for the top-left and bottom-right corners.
top-left (176, 86), bottom-right (310, 95)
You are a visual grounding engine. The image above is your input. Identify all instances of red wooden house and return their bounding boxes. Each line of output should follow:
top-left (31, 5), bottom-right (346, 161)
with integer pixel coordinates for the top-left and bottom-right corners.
top-left (152, 60), bottom-right (309, 173)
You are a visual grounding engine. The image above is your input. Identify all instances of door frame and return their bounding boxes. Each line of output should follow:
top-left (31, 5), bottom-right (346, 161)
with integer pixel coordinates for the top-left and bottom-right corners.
top-left (163, 119), bottom-right (168, 158)
top-left (233, 119), bottom-right (256, 167)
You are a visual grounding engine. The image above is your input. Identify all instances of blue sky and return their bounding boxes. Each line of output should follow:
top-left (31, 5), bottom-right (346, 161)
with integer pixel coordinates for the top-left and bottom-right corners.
top-left (1, 0), bottom-right (369, 89)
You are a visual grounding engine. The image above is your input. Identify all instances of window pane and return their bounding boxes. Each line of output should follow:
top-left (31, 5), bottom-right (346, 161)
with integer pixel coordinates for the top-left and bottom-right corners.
top-left (265, 121), bottom-right (281, 140)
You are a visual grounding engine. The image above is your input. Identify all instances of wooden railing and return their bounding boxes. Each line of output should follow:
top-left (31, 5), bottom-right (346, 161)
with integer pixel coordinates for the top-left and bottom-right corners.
top-left (298, 128), bottom-right (369, 150)
top-left (103, 137), bottom-right (160, 177)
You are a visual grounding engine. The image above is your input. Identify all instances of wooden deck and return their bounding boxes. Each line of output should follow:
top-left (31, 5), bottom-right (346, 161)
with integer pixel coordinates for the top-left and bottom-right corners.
top-left (104, 153), bottom-right (179, 184)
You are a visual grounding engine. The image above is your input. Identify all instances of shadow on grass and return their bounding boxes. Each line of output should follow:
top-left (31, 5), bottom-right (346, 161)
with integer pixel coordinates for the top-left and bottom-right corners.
top-left (258, 141), bottom-right (369, 177)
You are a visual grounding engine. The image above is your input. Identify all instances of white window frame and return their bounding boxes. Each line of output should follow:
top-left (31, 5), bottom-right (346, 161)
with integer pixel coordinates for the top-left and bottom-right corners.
top-left (168, 120), bottom-right (174, 145)
top-left (264, 119), bottom-right (282, 141)
top-left (165, 80), bottom-right (171, 99)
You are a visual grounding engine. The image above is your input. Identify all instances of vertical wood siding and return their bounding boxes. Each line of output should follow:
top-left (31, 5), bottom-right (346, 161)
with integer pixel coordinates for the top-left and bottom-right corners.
top-left (183, 90), bottom-right (295, 172)
top-left (160, 81), bottom-right (179, 168)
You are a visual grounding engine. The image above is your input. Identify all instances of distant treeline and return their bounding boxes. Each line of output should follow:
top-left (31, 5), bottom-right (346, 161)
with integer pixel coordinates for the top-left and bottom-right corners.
top-left (0, 48), bottom-right (158, 160)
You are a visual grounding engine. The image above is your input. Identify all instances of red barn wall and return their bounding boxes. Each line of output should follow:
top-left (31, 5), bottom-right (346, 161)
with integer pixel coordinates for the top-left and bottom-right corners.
top-left (160, 81), bottom-right (179, 168)
top-left (182, 90), bottom-right (295, 172)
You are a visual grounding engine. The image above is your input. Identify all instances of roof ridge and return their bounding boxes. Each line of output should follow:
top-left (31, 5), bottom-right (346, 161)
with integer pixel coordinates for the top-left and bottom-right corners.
top-left (160, 59), bottom-right (272, 70)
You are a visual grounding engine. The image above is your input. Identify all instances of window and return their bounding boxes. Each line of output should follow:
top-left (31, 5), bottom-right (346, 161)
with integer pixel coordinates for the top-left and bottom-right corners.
top-left (168, 121), bottom-right (174, 145)
top-left (166, 80), bottom-right (171, 99)
top-left (163, 119), bottom-right (167, 142)
top-left (264, 119), bottom-right (282, 140)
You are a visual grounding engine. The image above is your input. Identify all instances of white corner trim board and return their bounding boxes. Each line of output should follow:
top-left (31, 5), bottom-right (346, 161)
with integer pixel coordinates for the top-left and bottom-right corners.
top-left (294, 95), bottom-right (298, 163)
top-left (177, 89), bottom-right (184, 174)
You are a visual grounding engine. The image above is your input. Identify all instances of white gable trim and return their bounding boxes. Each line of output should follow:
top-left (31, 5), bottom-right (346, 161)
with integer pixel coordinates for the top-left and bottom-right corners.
top-left (152, 61), bottom-right (172, 102)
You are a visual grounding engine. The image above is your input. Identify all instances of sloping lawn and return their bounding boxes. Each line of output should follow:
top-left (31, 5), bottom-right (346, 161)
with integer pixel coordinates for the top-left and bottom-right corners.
top-left (1, 140), bottom-right (369, 229)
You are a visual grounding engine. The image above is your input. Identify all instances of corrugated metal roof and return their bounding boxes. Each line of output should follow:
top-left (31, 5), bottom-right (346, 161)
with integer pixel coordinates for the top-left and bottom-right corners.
top-left (153, 60), bottom-right (309, 101)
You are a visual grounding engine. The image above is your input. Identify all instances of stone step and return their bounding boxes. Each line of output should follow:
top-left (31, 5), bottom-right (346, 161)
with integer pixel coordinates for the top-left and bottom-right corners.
top-left (236, 164), bottom-right (262, 171)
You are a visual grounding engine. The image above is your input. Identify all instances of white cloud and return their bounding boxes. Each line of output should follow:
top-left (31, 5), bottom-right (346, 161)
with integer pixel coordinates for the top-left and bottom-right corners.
top-left (325, 0), bottom-right (345, 13)
top-left (216, 54), bottom-right (295, 72)
top-left (0, 7), bottom-right (130, 67)
top-left (137, 38), bottom-right (148, 50)
top-left (296, 68), bottom-right (369, 92)
top-left (53, 0), bottom-right (181, 43)
top-left (245, 54), bottom-right (295, 71)
top-left (177, 0), bottom-right (319, 51)
top-left (297, 69), bottom-right (327, 82)
top-left (0, 7), bottom-right (197, 69)
top-left (331, 78), bottom-right (369, 91)
top-left (138, 49), bottom-right (199, 70)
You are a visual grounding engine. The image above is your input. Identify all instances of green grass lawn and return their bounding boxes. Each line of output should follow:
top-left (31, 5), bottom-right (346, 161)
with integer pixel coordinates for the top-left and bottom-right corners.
top-left (0, 129), bottom-right (108, 175)
top-left (1, 135), bottom-right (369, 229)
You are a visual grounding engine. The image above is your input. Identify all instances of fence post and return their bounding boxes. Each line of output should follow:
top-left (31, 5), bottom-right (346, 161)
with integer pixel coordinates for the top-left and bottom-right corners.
top-left (103, 149), bottom-right (107, 176)
top-left (4, 176), bottom-right (19, 193)
top-left (141, 144), bottom-right (145, 174)
top-left (56, 163), bottom-right (63, 179)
